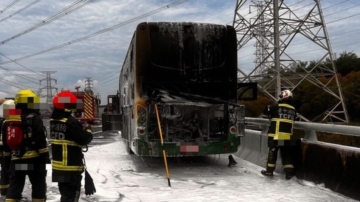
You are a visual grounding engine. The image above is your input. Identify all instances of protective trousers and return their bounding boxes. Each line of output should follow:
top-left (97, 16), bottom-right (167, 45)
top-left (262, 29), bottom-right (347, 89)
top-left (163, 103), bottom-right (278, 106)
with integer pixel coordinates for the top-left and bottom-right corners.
top-left (5, 162), bottom-right (47, 202)
top-left (265, 137), bottom-right (296, 175)
top-left (58, 172), bottom-right (82, 202)
top-left (0, 155), bottom-right (10, 196)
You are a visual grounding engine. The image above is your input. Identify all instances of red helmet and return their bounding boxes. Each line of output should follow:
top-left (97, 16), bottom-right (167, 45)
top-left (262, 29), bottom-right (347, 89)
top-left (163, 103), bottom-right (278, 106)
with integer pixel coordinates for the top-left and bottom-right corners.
top-left (52, 90), bottom-right (78, 112)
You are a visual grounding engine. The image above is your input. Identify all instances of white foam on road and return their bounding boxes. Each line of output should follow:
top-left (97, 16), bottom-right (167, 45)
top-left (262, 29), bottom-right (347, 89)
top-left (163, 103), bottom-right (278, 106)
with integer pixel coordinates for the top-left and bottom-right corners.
top-left (18, 140), bottom-right (356, 202)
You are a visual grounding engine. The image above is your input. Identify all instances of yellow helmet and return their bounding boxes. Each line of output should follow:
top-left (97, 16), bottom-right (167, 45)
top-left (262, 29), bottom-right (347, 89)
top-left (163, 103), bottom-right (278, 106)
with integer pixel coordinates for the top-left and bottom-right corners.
top-left (14, 89), bottom-right (40, 109)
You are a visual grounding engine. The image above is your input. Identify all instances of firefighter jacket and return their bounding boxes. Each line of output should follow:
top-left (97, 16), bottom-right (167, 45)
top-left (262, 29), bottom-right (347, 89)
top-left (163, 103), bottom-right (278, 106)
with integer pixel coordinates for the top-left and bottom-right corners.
top-left (0, 117), bottom-right (5, 150)
top-left (2, 110), bottom-right (50, 164)
top-left (50, 109), bottom-right (93, 177)
top-left (0, 117), bottom-right (8, 162)
top-left (263, 100), bottom-right (297, 140)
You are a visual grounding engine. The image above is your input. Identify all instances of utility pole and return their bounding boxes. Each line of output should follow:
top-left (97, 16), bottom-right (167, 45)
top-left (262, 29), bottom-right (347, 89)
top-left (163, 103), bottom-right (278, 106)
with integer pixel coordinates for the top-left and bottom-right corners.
top-left (38, 71), bottom-right (58, 106)
top-left (233, 0), bottom-right (349, 123)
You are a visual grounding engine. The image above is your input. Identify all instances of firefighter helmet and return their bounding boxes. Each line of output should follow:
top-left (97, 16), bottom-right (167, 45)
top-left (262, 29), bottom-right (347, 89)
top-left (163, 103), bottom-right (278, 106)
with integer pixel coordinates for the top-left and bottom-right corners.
top-left (14, 89), bottom-right (40, 109)
top-left (52, 90), bottom-right (78, 112)
top-left (279, 90), bottom-right (293, 100)
top-left (3, 99), bottom-right (21, 119)
top-left (3, 99), bottom-right (15, 106)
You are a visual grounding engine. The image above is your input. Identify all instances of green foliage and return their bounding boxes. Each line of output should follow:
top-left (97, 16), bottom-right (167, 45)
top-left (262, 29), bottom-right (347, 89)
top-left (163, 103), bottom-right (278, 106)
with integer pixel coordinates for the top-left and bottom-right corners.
top-left (242, 51), bottom-right (360, 146)
top-left (240, 94), bottom-right (271, 117)
top-left (335, 51), bottom-right (360, 76)
top-left (341, 71), bottom-right (360, 122)
top-left (244, 51), bottom-right (360, 123)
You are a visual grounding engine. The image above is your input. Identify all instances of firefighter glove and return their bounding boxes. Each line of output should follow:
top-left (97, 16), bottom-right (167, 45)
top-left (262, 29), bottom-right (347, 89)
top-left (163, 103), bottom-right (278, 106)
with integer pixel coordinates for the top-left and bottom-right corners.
top-left (85, 169), bottom-right (96, 196)
top-left (83, 123), bottom-right (93, 131)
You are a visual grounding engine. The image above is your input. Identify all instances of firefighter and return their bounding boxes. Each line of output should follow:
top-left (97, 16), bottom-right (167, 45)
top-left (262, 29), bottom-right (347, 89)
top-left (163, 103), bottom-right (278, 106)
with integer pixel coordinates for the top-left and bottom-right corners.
top-left (50, 90), bottom-right (93, 201)
top-left (261, 89), bottom-right (300, 180)
top-left (0, 99), bottom-right (9, 198)
top-left (0, 115), bottom-right (8, 198)
top-left (3, 90), bottom-right (50, 201)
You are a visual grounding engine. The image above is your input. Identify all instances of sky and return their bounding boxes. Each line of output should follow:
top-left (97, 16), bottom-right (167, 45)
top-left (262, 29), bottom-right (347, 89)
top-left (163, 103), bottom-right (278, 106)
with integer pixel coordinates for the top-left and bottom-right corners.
top-left (0, 0), bottom-right (359, 105)
top-left (16, 130), bottom-right (358, 201)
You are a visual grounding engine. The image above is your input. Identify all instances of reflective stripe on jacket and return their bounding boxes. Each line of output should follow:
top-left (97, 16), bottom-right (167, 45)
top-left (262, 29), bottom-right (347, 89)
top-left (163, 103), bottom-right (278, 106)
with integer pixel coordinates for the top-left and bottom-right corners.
top-left (267, 103), bottom-right (296, 140)
top-left (50, 118), bottom-right (85, 172)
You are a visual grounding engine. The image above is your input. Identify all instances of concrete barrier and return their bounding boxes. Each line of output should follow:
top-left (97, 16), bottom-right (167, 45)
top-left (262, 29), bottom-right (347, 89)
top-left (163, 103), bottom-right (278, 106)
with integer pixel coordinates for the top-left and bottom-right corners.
top-left (298, 141), bottom-right (360, 200)
top-left (236, 129), bottom-right (360, 200)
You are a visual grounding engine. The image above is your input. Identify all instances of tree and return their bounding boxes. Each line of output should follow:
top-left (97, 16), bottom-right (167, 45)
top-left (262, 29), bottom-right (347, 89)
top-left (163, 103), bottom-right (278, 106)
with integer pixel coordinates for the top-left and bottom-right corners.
top-left (240, 95), bottom-right (271, 117)
top-left (341, 71), bottom-right (360, 122)
top-left (335, 51), bottom-right (360, 76)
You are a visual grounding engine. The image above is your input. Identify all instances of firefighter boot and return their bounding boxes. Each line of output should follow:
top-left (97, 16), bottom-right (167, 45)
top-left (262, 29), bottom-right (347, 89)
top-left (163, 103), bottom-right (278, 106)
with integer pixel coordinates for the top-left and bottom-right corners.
top-left (261, 170), bottom-right (274, 177)
top-left (228, 155), bottom-right (237, 167)
top-left (285, 172), bottom-right (294, 180)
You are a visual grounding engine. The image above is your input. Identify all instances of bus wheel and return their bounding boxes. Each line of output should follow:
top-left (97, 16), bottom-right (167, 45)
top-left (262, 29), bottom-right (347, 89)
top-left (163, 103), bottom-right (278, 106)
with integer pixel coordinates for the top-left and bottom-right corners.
top-left (127, 142), bottom-right (134, 155)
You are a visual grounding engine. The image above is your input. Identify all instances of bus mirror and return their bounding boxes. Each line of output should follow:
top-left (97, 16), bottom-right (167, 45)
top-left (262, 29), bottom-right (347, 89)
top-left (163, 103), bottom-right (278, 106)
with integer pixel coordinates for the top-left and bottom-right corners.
top-left (237, 83), bottom-right (257, 101)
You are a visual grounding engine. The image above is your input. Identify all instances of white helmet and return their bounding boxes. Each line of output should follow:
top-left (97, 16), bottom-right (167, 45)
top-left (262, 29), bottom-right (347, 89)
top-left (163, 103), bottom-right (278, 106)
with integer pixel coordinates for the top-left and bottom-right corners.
top-left (279, 90), bottom-right (293, 100)
top-left (3, 99), bottom-right (15, 106)
top-left (3, 99), bottom-right (17, 118)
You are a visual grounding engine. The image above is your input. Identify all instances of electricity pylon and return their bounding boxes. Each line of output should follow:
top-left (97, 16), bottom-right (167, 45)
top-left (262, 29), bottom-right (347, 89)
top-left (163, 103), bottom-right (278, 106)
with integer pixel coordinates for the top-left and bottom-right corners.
top-left (233, 0), bottom-right (349, 123)
top-left (38, 71), bottom-right (58, 106)
top-left (84, 77), bottom-right (94, 94)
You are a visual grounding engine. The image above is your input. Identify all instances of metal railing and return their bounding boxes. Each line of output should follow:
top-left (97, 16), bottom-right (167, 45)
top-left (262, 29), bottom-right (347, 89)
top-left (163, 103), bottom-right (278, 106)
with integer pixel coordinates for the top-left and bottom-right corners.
top-left (245, 117), bottom-right (360, 142)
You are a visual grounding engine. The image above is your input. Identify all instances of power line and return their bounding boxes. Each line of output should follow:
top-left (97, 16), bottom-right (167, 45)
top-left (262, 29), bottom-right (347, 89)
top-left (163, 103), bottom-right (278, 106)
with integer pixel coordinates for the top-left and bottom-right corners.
top-left (328, 12), bottom-right (360, 24)
top-left (0, 89), bottom-right (16, 95)
top-left (0, 0), bottom-right (41, 24)
top-left (0, 0), bottom-right (189, 66)
top-left (0, 73), bottom-right (37, 89)
top-left (291, 0), bottom-right (352, 20)
top-left (98, 75), bottom-right (119, 87)
top-left (0, 77), bottom-right (35, 89)
top-left (288, 40), bottom-right (360, 56)
top-left (331, 28), bottom-right (360, 37)
top-left (0, 0), bottom-right (21, 16)
top-left (0, 0), bottom-right (90, 46)
top-left (95, 69), bottom-right (120, 84)
top-left (322, 0), bottom-right (351, 10)
top-left (239, 26), bottom-right (360, 59)
top-left (0, 79), bottom-right (22, 89)
top-left (325, 2), bottom-right (360, 18)
top-left (0, 52), bottom-right (45, 76)
top-left (0, 65), bottom-right (41, 85)
top-left (95, 70), bottom-right (118, 82)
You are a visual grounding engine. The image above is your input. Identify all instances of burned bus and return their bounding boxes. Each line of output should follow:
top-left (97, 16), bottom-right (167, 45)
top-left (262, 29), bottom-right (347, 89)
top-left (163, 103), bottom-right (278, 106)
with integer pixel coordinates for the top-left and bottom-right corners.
top-left (119, 22), bottom-right (245, 156)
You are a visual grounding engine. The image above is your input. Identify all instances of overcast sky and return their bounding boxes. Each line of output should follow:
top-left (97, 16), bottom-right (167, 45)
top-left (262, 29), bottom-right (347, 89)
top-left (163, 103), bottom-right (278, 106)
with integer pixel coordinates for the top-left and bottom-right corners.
top-left (0, 0), bottom-right (359, 104)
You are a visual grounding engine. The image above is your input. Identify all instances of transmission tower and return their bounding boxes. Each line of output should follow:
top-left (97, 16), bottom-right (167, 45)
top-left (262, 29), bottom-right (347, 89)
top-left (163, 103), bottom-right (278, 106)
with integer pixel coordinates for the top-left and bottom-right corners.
top-left (253, 1), bottom-right (272, 75)
top-left (233, 0), bottom-right (349, 123)
top-left (84, 77), bottom-right (94, 94)
top-left (38, 71), bottom-right (58, 105)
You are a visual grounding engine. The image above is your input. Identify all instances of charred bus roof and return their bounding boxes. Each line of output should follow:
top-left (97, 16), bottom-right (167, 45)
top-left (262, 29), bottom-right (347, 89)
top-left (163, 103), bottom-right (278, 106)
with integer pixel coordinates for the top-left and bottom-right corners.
top-left (137, 22), bottom-right (238, 103)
